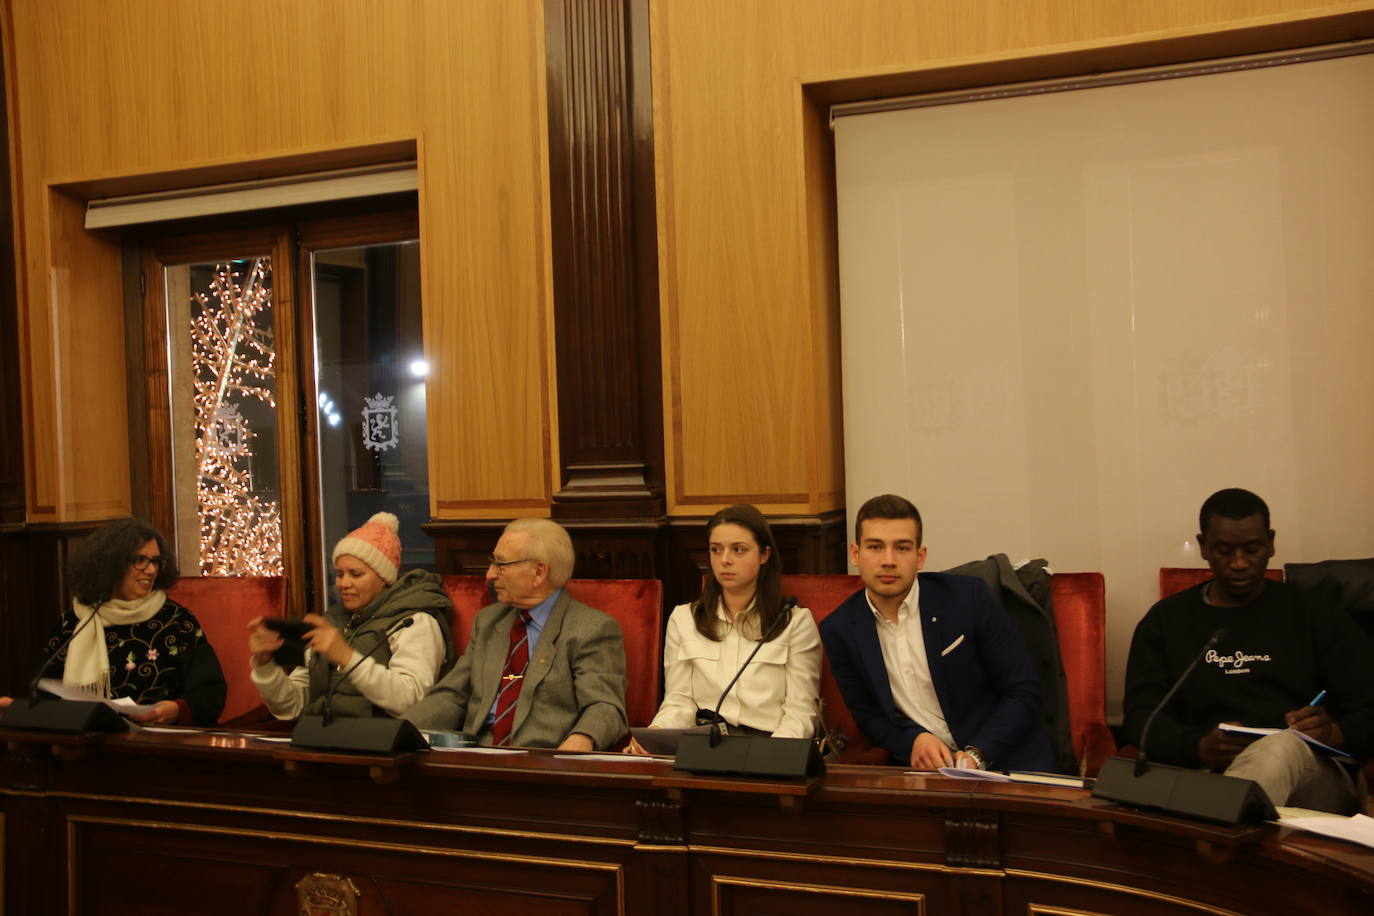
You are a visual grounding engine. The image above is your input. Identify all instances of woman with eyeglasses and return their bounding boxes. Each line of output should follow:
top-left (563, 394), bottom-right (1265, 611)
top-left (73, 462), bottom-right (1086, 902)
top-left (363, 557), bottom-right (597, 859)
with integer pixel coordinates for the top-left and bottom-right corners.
top-left (625, 503), bottom-right (821, 754)
top-left (0, 518), bottom-right (227, 725)
top-left (247, 512), bottom-right (455, 721)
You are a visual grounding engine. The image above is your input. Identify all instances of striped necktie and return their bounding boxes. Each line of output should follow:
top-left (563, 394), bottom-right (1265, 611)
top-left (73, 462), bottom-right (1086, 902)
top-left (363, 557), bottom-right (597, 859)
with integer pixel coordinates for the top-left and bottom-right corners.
top-left (489, 609), bottom-right (533, 746)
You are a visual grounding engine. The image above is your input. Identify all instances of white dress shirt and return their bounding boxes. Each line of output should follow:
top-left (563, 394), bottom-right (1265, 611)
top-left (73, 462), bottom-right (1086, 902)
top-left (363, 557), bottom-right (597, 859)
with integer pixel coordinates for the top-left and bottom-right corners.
top-left (251, 613), bottom-right (445, 719)
top-left (649, 601), bottom-right (821, 738)
top-left (867, 581), bottom-right (955, 748)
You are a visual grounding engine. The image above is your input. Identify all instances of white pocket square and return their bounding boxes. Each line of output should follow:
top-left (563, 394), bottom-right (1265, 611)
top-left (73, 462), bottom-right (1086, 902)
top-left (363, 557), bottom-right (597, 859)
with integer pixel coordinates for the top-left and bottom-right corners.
top-left (940, 634), bottom-right (965, 656)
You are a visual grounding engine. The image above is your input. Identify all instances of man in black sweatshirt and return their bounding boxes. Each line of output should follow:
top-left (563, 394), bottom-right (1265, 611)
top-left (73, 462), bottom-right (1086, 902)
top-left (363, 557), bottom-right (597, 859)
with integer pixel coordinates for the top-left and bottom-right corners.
top-left (1123, 488), bottom-right (1374, 813)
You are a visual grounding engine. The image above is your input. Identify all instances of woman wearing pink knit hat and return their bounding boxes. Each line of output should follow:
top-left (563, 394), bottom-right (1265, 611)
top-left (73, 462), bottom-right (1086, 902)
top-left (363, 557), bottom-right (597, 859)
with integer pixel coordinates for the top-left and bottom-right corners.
top-left (247, 512), bottom-right (455, 720)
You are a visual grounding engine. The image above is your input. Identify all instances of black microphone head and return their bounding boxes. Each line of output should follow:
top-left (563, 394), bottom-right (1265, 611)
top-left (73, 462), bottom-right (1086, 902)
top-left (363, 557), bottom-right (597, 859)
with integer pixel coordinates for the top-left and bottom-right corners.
top-left (393, 618), bottom-right (416, 631)
top-left (762, 598), bottom-right (796, 639)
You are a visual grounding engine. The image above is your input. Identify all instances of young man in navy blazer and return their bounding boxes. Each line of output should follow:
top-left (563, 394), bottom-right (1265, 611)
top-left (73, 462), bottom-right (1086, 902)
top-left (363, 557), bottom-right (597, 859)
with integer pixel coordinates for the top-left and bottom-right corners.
top-left (820, 494), bottom-right (1055, 771)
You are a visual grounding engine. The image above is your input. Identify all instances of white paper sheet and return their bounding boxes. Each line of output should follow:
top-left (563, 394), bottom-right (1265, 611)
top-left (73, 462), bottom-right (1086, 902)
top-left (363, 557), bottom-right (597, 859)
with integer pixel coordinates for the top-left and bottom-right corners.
top-left (1217, 723), bottom-right (1350, 757)
top-left (36, 678), bottom-right (156, 715)
top-left (1281, 813), bottom-right (1374, 850)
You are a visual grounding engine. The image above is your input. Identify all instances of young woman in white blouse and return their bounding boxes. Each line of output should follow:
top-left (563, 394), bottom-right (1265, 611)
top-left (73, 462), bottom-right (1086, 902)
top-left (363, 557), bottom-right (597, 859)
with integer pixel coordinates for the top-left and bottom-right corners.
top-left (626, 504), bottom-right (821, 753)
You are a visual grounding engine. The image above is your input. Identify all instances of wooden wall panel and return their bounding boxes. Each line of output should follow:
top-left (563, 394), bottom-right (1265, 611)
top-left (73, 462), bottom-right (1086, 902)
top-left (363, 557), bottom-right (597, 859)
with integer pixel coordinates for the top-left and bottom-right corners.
top-left (4, 0), bottom-right (556, 523)
top-left (0, 22), bottom-right (21, 526)
top-left (43, 188), bottom-right (129, 520)
top-left (0, 522), bottom-right (99, 695)
top-left (649, 0), bottom-right (1374, 516)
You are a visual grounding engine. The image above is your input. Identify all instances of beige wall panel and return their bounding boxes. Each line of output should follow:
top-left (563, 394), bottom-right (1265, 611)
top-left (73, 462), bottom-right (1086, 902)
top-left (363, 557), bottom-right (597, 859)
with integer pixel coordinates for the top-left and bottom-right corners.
top-left (6, 0), bottom-right (554, 521)
top-left (651, 0), bottom-right (1365, 517)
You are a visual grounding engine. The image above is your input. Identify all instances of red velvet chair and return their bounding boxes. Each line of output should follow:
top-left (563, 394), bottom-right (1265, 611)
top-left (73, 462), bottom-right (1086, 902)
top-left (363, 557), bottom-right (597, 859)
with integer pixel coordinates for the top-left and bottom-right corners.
top-left (440, 576), bottom-right (664, 729)
top-left (165, 576), bottom-right (286, 725)
top-left (780, 574), bottom-right (888, 764)
top-left (1047, 573), bottom-right (1116, 776)
top-left (1159, 567), bottom-right (1283, 598)
top-left (440, 575), bottom-right (492, 652)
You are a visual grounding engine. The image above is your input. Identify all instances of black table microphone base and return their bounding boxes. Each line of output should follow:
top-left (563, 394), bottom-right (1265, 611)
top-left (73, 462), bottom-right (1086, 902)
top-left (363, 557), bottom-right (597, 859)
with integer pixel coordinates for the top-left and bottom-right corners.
top-left (290, 716), bottom-right (429, 755)
top-left (674, 734), bottom-right (823, 779)
top-left (0, 698), bottom-right (128, 734)
top-left (1092, 755), bottom-right (1277, 825)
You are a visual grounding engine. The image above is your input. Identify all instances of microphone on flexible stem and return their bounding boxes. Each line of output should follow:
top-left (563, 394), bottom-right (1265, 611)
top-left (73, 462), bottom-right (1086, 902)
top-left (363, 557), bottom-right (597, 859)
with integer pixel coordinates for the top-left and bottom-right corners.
top-left (321, 617), bottom-right (416, 727)
top-left (674, 596), bottom-right (821, 778)
top-left (1134, 628), bottom-right (1226, 777)
top-left (706, 596), bottom-right (797, 748)
top-left (3, 598), bottom-right (128, 734)
top-left (26, 599), bottom-right (106, 703)
top-left (1092, 625), bottom-right (1273, 825)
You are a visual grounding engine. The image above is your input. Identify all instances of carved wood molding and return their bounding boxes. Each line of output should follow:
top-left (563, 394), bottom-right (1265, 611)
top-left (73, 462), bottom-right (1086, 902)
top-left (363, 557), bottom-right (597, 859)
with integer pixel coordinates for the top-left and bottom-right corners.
top-left (946, 810), bottom-right (1001, 870)
top-left (544, 0), bottom-right (664, 520)
top-left (426, 511), bottom-right (844, 609)
top-left (635, 797), bottom-right (684, 845)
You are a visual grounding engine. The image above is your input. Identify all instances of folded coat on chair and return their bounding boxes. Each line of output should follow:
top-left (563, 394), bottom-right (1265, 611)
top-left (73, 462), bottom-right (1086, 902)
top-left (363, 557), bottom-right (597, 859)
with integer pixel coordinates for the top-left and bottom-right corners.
top-left (941, 554), bottom-right (1075, 774)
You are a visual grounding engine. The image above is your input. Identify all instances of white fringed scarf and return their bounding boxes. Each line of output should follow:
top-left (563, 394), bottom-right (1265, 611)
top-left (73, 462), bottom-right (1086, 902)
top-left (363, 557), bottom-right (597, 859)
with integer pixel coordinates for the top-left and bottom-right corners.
top-left (62, 590), bottom-right (167, 697)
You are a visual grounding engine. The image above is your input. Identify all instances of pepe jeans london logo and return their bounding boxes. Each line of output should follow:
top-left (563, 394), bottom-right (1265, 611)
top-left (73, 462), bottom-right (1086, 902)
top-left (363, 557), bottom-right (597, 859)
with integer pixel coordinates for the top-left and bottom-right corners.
top-left (1205, 648), bottom-right (1273, 676)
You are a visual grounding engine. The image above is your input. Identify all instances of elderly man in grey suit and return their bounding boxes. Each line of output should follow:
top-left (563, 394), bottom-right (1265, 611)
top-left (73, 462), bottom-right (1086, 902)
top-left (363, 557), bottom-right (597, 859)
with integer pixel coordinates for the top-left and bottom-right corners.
top-left (406, 518), bottom-right (628, 750)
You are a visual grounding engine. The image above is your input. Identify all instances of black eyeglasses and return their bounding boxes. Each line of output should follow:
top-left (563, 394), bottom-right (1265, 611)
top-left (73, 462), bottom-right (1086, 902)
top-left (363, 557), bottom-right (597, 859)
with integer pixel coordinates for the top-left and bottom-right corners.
top-left (488, 555), bottom-right (534, 570)
top-left (129, 554), bottom-right (166, 571)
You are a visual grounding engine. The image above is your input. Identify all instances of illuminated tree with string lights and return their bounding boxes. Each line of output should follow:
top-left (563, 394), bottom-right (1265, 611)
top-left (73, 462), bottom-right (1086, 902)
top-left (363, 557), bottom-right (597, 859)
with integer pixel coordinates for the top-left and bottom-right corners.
top-left (189, 259), bottom-right (283, 575)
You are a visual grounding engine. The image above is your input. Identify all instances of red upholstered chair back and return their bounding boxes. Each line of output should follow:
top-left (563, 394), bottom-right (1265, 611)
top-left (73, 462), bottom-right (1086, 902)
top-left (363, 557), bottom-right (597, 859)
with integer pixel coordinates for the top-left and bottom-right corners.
top-left (1047, 573), bottom-right (1116, 775)
top-left (1159, 567), bottom-right (1283, 598)
top-left (780, 574), bottom-right (889, 763)
top-left (165, 576), bottom-right (287, 724)
top-left (440, 576), bottom-right (664, 728)
top-left (565, 579), bottom-right (663, 728)
top-left (440, 575), bottom-right (492, 655)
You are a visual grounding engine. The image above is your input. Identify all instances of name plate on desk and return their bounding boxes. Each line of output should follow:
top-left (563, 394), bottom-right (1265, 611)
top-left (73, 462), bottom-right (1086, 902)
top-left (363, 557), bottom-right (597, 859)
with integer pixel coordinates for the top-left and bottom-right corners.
top-left (674, 733), bottom-right (823, 779)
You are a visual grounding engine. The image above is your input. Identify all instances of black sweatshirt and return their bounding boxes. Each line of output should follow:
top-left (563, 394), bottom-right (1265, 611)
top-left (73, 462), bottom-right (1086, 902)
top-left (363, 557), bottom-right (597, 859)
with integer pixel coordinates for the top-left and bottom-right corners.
top-left (1123, 580), bottom-right (1374, 768)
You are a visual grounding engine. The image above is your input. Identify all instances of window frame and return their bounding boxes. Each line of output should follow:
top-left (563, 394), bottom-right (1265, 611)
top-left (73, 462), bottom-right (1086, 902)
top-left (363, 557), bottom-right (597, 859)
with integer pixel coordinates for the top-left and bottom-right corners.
top-left (139, 226), bottom-right (307, 616)
top-left (132, 204), bottom-right (423, 618)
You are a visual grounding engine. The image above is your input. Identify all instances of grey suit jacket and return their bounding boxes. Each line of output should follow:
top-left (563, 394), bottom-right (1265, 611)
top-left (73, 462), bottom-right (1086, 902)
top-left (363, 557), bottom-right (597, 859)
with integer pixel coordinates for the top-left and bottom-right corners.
top-left (404, 589), bottom-right (628, 749)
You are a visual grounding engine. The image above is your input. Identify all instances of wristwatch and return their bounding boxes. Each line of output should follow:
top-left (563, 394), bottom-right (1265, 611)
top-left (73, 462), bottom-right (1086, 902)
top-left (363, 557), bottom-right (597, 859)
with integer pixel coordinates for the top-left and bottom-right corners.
top-left (961, 745), bottom-right (988, 770)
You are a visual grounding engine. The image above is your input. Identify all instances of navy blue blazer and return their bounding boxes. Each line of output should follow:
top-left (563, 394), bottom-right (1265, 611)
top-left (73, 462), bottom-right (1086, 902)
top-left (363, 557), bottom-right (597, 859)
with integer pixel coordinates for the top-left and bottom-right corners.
top-left (820, 572), bottom-right (1055, 771)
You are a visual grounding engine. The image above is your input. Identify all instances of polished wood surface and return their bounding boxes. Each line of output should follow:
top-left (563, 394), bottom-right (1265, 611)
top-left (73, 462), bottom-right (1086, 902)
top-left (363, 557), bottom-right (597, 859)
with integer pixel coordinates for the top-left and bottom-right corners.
top-left (649, 0), bottom-right (1374, 516)
top-left (3, 727), bottom-right (1372, 914)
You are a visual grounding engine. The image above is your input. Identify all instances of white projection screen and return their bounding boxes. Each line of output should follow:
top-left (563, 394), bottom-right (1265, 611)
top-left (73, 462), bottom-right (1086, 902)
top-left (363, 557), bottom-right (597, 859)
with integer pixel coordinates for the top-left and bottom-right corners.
top-left (835, 48), bottom-right (1374, 720)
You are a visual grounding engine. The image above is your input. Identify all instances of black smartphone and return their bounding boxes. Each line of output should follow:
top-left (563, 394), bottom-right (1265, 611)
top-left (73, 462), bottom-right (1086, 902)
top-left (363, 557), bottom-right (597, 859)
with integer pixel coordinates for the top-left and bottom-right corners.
top-left (261, 617), bottom-right (312, 642)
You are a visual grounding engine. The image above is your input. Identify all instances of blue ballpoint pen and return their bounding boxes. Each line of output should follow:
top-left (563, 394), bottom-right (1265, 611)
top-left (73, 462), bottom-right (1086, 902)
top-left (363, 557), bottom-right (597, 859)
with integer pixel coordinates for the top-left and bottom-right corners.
top-left (1309, 689), bottom-right (1326, 707)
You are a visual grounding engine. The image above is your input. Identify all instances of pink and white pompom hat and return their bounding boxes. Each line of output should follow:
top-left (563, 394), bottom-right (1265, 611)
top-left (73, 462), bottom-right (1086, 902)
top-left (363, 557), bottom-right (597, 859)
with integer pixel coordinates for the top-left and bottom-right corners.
top-left (331, 512), bottom-right (401, 584)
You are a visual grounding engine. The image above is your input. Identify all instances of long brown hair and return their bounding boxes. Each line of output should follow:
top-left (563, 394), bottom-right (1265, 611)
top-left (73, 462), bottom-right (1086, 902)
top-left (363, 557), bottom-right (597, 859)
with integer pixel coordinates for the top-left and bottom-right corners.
top-left (692, 504), bottom-right (786, 642)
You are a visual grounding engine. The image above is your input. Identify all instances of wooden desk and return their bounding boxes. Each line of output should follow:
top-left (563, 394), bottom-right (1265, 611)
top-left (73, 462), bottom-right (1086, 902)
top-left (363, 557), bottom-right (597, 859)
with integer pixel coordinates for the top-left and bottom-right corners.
top-left (3, 729), bottom-right (1371, 914)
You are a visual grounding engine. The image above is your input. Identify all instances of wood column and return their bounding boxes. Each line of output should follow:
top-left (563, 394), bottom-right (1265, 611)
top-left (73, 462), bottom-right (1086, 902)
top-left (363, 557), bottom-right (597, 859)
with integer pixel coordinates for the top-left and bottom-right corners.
top-left (544, 0), bottom-right (663, 521)
top-left (428, 0), bottom-right (668, 579)
top-left (428, 0), bottom-right (846, 593)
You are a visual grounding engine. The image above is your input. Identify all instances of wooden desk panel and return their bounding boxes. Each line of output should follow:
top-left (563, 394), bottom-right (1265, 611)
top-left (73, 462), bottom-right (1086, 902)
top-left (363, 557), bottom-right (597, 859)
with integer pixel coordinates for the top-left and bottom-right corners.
top-left (3, 731), bottom-right (1372, 915)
